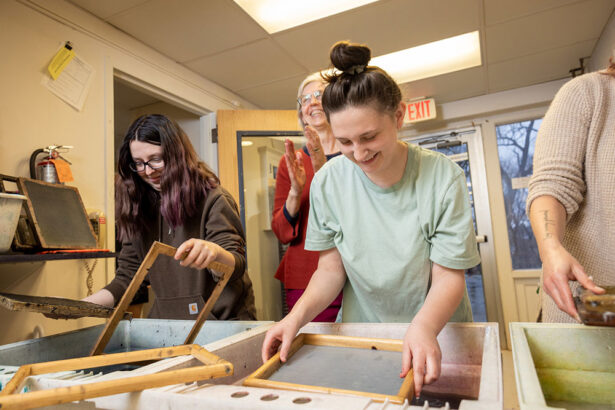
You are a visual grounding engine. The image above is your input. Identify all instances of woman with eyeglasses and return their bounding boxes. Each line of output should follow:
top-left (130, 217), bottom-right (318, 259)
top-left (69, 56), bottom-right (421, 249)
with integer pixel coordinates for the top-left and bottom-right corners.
top-left (262, 42), bottom-right (480, 397)
top-left (271, 72), bottom-right (343, 321)
top-left (83, 114), bottom-right (256, 320)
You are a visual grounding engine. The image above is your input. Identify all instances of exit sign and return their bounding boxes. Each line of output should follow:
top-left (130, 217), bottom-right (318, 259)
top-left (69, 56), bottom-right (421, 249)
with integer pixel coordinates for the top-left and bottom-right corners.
top-left (404, 98), bottom-right (436, 123)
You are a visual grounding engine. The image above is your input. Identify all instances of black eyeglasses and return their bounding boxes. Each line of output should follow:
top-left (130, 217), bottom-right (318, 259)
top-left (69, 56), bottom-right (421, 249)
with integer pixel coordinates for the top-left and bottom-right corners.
top-left (297, 90), bottom-right (323, 106)
top-left (129, 158), bottom-right (164, 173)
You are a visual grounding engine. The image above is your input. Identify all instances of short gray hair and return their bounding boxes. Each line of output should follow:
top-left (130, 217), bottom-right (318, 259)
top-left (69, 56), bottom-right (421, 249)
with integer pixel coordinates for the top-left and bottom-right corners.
top-left (296, 71), bottom-right (328, 129)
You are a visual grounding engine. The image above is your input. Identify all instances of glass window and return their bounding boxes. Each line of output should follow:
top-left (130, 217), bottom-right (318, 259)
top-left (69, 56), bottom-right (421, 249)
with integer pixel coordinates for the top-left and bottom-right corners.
top-left (496, 120), bottom-right (542, 270)
top-left (428, 141), bottom-right (486, 322)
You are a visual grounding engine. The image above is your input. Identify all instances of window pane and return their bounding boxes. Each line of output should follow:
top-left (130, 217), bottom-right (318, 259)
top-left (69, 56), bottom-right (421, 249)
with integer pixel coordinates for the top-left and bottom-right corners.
top-left (496, 120), bottom-right (542, 270)
top-left (431, 142), bottom-right (486, 322)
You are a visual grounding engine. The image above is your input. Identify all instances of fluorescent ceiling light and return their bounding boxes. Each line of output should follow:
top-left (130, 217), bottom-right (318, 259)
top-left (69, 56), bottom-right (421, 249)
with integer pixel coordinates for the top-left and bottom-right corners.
top-left (234, 0), bottom-right (378, 34)
top-left (370, 31), bottom-right (482, 83)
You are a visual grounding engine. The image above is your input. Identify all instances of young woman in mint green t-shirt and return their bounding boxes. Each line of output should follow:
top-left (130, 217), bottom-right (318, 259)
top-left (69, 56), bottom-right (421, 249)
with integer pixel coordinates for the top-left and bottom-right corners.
top-left (261, 41), bottom-right (480, 397)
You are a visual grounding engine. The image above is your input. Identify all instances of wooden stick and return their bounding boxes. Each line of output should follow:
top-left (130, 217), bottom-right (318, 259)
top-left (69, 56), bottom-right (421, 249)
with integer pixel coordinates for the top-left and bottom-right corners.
top-left (190, 345), bottom-right (232, 367)
top-left (245, 378), bottom-right (410, 404)
top-left (183, 259), bottom-right (235, 345)
top-left (246, 334), bottom-right (306, 383)
top-left (0, 366), bottom-right (31, 396)
top-left (303, 333), bottom-right (404, 352)
top-left (38, 345), bottom-right (193, 374)
top-left (0, 345), bottom-right (233, 410)
top-left (398, 368), bottom-right (415, 401)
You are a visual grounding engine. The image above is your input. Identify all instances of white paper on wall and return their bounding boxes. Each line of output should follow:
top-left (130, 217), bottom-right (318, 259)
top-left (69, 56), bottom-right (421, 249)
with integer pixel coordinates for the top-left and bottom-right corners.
top-left (42, 54), bottom-right (95, 111)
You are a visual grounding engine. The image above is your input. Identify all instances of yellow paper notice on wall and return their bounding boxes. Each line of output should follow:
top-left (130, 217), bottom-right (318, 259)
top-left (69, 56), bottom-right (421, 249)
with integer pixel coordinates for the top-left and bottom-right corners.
top-left (48, 43), bottom-right (75, 80)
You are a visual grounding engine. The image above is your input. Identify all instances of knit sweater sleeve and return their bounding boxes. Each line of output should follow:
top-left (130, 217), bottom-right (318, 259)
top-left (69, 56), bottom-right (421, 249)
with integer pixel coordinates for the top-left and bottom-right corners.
top-left (526, 76), bottom-right (592, 219)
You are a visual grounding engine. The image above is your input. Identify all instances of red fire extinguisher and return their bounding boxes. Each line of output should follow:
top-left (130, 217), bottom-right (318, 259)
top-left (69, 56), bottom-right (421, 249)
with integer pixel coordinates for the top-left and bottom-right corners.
top-left (29, 145), bottom-right (73, 184)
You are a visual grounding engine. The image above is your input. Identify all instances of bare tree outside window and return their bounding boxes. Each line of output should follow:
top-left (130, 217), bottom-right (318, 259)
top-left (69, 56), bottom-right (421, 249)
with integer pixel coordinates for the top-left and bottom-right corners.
top-left (496, 120), bottom-right (542, 269)
top-left (431, 142), bottom-right (486, 321)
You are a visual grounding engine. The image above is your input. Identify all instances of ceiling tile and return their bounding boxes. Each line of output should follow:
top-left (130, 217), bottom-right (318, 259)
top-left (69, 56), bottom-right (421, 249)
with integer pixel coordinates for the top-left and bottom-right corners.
top-left (236, 74), bottom-right (309, 110)
top-left (274, 0), bottom-right (480, 72)
top-left (64, 0), bottom-right (615, 110)
top-left (483, 0), bottom-right (579, 25)
top-left (185, 39), bottom-right (307, 91)
top-left (399, 66), bottom-right (488, 104)
top-left (488, 40), bottom-right (596, 92)
top-left (105, 0), bottom-right (267, 62)
top-left (68, 0), bottom-right (149, 20)
top-left (486, 0), bottom-right (614, 63)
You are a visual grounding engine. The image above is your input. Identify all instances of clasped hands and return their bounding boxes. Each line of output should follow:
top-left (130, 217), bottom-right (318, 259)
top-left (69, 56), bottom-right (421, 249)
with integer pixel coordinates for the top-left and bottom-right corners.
top-left (285, 126), bottom-right (327, 197)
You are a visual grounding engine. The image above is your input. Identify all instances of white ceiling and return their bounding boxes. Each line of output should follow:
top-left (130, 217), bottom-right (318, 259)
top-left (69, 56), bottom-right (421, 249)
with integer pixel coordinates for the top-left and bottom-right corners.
top-left (68, 0), bottom-right (614, 109)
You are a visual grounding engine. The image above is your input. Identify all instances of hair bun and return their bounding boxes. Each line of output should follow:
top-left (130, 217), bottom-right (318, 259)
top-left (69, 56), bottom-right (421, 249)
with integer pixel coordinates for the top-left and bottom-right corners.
top-left (330, 41), bottom-right (371, 72)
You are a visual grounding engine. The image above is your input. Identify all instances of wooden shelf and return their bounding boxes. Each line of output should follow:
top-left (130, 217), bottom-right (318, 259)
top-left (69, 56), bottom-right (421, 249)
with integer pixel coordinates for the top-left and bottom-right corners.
top-left (0, 251), bottom-right (116, 263)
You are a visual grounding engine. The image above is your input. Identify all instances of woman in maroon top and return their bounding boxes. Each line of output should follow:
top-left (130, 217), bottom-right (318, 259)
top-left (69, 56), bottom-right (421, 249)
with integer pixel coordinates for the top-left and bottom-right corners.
top-left (271, 72), bottom-right (342, 321)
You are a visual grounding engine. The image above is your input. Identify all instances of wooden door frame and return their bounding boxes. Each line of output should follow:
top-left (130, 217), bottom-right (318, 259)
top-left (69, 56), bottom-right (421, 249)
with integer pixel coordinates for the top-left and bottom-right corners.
top-left (235, 130), bottom-right (303, 227)
top-left (217, 110), bottom-right (301, 205)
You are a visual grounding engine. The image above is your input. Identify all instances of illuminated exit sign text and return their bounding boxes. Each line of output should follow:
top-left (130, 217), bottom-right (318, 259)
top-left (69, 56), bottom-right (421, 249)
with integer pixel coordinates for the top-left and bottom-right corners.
top-left (404, 98), bottom-right (436, 123)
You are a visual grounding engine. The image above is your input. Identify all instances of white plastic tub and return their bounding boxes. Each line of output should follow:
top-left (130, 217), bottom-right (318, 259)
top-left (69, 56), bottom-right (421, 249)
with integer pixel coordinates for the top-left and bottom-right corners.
top-left (0, 193), bottom-right (26, 252)
top-left (510, 322), bottom-right (615, 410)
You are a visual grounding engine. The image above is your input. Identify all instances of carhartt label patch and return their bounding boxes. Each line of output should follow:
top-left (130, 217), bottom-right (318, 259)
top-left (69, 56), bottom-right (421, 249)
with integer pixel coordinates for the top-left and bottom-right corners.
top-left (188, 303), bottom-right (199, 315)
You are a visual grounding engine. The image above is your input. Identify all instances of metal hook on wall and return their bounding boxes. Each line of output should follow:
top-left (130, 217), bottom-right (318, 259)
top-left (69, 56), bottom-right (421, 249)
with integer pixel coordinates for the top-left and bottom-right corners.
top-left (569, 56), bottom-right (591, 78)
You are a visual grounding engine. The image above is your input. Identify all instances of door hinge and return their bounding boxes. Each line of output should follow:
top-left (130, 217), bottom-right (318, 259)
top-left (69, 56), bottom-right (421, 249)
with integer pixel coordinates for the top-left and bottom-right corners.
top-left (211, 127), bottom-right (218, 144)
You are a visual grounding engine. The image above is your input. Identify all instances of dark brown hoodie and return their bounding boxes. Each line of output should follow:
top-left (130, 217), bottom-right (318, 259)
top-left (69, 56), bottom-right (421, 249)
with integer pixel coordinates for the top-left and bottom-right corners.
top-left (105, 185), bottom-right (256, 320)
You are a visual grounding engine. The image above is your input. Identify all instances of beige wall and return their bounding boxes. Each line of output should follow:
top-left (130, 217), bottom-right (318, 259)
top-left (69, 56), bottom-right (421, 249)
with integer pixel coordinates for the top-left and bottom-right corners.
top-left (0, 0), bottom-right (253, 345)
top-left (589, 8), bottom-right (615, 72)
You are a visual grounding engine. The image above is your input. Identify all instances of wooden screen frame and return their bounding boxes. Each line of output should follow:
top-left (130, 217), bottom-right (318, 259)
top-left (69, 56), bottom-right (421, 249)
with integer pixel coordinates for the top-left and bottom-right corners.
top-left (17, 177), bottom-right (98, 249)
top-left (244, 333), bottom-right (414, 403)
top-left (0, 344), bottom-right (232, 409)
top-left (90, 241), bottom-right (235, 355)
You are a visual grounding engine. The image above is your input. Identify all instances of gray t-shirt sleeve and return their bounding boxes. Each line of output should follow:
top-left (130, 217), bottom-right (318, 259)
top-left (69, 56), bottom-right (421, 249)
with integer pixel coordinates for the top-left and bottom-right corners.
top-left (427, 170), bottom-right (481, 270)
top-left (305, 172), bottom-right (337, 251)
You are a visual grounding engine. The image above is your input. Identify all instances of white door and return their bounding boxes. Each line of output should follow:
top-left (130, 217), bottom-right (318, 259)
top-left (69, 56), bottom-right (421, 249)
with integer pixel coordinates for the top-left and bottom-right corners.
top-left (491, 118), bottom-right (543, 326)
top-left (401, 127), bottom-right (505, 344)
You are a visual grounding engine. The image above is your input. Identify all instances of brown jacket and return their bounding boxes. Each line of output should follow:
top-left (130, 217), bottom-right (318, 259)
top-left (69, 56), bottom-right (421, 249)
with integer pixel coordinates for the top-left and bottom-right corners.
top-left (105, 185), bottom-right (256, 320)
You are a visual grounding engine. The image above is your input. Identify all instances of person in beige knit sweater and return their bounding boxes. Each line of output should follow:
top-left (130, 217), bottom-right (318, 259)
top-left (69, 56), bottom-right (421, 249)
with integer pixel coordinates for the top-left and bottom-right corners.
top-left (527, 62), bottom-right (615, 323)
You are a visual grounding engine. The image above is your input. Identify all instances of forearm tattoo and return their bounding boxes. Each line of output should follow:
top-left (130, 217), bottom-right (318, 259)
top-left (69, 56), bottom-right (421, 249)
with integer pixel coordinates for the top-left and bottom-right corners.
top-left (541, 210), bottom-right (555, 239)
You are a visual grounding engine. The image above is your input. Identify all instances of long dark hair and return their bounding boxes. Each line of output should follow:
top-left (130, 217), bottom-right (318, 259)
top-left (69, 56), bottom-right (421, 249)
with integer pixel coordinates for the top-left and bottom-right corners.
top-left (322, 41), bottom-right (401, 120)
top-left (116, 114), bottom-right (219, 241)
